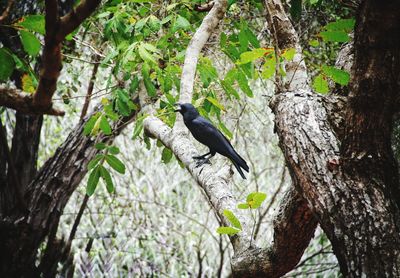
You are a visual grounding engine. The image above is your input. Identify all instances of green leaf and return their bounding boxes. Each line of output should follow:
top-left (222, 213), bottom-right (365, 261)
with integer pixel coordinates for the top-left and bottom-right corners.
top-left (281, 48), bottom-right (296, 61)
top-left (243, 27), bottom-right (260, 48)
top-left (198, 58), bottom-right (218, 87)
top-left (105, 154), bottom-right (126, 174)
top-left (148, 15), bottom-right (161, 31)
top-left (99, 165), bottom-right (114, 193)
top-left (236, 70), bottom-right (253, 97)
top-left (223, 209), bottom-right (242, 230)
top-left (99, 115), bottom-right (112, 135)
top-left (216, 226), bottom-right (240, 235)
top-left (17, 15), bottom-right (45, 35)
top-left (309, 39), bottom-right (319, 47)
top-left (206, 97), bottom-right (225, 111)
top-left (83, 113), bottom-right (100, 136)
top-left (116, 98), bottom-right (131, 116)
top-left (237, 48), bottom-right (269, 65)
top-left (246, 192), bottom-right (267, 209)
top-left (325, 18), bottom-right (355, 32)
top-left (132, 115), bottom-right (146, 139)
top-left (161, 147), bottom-right (173, 164)
top-left (219, 121), bottom-right (233, 140)
top-left (142, 64), bottom-right (157, 97)
top-left (87, 166), bottom-right (101, 196)
top-left (320, 31), bottom-right (349, 43)
top-left (138, 43), bottom-right (157, 65)
top-left (172, 15), bottom-right (190, 32)
top-left (108, 146), bottom-right (120, 155)
top-left (238, 28), bottom-right (248, 52)
top-left (312, 74), bottom-right (329, 94)
top-left (261, 56), bottom-right (276, 79)
top-left (19, 30), bottom-right (41, 57)
top-left (87, 154), bottom-right (103, 170)
top-left (322, 65), bottom-right (350, 86)
top-left (95, 143), bottom-right (107, 150)
top-left (0, 48), bottom-right (15, 81)
top-left (220, 79), bottom-right (240, 99)
top-left (237, 203), bottom-right (250, 209)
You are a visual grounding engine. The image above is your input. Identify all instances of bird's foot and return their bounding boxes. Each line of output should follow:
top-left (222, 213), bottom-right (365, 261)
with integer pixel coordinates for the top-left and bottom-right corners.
top-left (193, 155), bottom-right (206, 160)
top-left (195, 158), bottom-right (212, 168)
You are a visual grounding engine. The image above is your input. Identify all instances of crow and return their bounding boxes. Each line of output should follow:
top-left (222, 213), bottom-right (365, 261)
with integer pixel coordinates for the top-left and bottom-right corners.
top-left (174, 103), bottom-right (249, 179)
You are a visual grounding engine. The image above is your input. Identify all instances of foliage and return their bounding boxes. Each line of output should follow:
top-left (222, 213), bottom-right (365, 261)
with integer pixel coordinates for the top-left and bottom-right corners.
top-left (217, 192), bottom-right (267, 235)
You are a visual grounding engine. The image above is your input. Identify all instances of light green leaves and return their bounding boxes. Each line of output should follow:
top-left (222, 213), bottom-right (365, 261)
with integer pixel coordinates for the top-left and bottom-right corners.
top-left (238, 192), bottom-right (267, 209)
top-left (0, 48), bottom-right (15, 81)
top-left (138, 43), bottom-right (160, 65)
top-left (223, 209), bottom-right (241, 230)
top-left (237, 48), bottom-right (268, 65)
top-left (216, 226), bottom-right (241, 235)
top-left (216, 209), bottom-right (242, 235)
top-left (320, 31), bottom-right (349, 43)
top-left (312, 74), bottom-right (329, 94)
top-left (198, 57), bottom-right (218, 88)
top-left (206, 96), bottom-right (225, 111)
top-left (14, 15), bottom-right (45, 57)
top-left (172, 15), bottom-right (190, 32)
top-left (325, 18), bottom-right (355, 32)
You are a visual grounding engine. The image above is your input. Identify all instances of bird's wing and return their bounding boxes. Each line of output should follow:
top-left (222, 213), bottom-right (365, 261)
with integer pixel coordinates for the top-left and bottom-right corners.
top-left (189, 117), bottom-right (233, 153)
top-left (190, 117), bottom-right (249, 172)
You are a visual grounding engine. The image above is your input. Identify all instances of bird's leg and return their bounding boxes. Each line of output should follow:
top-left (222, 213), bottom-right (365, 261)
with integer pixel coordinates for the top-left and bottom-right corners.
top-left (195, 151), bottom-right (216, 168)
top-left (193, 151), bottom-right (211, 160)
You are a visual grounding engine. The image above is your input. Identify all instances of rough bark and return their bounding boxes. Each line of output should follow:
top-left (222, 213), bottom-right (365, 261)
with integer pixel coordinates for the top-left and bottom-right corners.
top-left (342, 0), bottom-right (400, 211)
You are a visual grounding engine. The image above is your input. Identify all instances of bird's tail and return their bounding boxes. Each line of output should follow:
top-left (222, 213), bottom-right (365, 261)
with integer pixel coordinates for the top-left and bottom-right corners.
top-left (231, 150), bottom-right (249, 172)
top-left (229, 150), bottom-right (249, 179)
top-left (232, 160), bottom-right (247, 179)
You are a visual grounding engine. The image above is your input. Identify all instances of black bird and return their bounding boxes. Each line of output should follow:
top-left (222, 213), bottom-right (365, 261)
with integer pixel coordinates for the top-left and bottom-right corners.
top-left (174, 103), bottom-right (249, 179)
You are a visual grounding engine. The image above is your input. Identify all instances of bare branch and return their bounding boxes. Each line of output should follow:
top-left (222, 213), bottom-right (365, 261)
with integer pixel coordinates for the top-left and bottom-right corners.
top-left (178, 0), bottom-right (227, 104)
top-left (0, 85), bottom-right (64, 116)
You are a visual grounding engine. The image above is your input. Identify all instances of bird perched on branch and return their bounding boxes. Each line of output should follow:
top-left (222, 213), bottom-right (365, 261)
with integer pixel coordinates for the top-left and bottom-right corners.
top-left (174, 103), bottom-right (249, 179)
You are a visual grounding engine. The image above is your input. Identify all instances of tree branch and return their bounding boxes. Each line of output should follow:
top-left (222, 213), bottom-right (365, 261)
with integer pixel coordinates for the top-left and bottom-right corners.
top-left (0, 85), bottom-right (64, 116)
top-left (264, 0), bottom-right (309, 91)
top-left (32, 0), bottom-right (101, 113)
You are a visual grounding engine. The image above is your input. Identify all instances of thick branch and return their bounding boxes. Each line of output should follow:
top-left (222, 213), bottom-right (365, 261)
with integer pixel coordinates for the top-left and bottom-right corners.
top-left (179, 0), bottom-right (227, 104)
top-left (341, 1), bottom-right (400, 204)
top-left (271, 89), bottom-right (400, 276)
top-left (0, 85), bottom-right (64, 116)
top-left (232, 187), bottom-right (317, 278)
top-left (32, 0), bottom-right (101, 113)
top-left (264, 0), bottom-right (309, 91)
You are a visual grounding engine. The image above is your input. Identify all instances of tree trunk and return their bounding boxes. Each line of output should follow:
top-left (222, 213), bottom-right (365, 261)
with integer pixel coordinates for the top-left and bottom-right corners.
top-left (0, 107), bottom-right (138, 277)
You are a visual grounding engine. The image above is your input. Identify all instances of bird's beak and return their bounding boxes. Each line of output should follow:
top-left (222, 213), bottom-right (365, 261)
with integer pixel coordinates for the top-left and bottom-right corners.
top-left (174, 103), bottom-right (182, 112)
